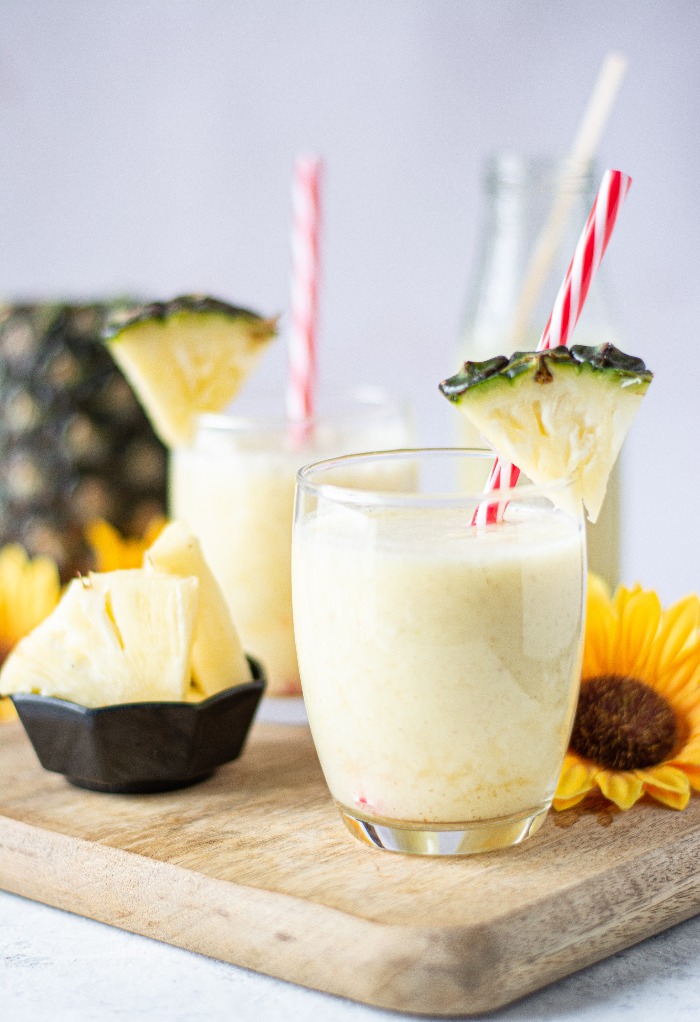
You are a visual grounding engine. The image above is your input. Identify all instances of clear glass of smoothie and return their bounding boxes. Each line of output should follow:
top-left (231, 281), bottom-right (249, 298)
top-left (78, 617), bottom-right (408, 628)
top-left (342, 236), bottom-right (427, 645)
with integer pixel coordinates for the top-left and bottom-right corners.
top-left (292, 448), bottom-right (586, 854)
top-left (169, 389), bottom-right (413, 718)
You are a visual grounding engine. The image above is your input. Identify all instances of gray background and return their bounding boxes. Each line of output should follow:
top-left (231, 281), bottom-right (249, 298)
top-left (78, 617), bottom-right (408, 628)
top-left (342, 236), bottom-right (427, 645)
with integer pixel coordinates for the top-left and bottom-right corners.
top-left (1, 0), bottom-right (697, 603)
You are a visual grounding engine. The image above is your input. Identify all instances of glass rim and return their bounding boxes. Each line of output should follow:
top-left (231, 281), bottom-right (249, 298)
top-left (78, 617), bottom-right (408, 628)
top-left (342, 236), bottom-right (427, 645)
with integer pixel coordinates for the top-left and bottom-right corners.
top-left (192, 385), bottom-right (409, 436)
top-left (296, 447), bottom-right (579, 510)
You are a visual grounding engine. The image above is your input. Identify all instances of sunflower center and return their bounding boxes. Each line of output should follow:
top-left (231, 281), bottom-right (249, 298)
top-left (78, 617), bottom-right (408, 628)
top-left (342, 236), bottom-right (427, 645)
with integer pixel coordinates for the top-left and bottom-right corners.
top-left (570, 674), bottom-right (678, 770)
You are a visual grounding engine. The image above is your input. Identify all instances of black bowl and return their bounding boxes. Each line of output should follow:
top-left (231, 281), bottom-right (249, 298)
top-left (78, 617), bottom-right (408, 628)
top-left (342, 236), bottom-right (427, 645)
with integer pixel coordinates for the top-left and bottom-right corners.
top-left (10, 656), bottom-right (265, 794)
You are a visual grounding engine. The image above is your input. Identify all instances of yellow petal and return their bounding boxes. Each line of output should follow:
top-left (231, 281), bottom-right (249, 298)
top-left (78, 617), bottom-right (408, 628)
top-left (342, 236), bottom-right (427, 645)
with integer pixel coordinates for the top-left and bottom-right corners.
top-left (639, 766), bottom-right (690, 809)
top-left (614, 589), bottom-right (662, 678)
top-left (555, 757), bottom-right (597, 800)
top-left (639, 763), bottom-right (690, 795)
top-left (0, 547), bottom-right (27, 633)
top-left (651, 595), bottom-right (700, 675)
top-left (587, 572), bottom-right (611, 603)
top-left (583, 580), bottom-right (618, 678)
top-left (612, 582), bottom-right (643, 615)
top-left (657, 642), bottom-right (700, 701)
top-left (645, 600), bottom-right (700, 694)
top-left (143, 517), bottom-right (166, 546)
top-left (17, 556), bottom-right (61, 636)
top-left (0, 545), bottom-right (60, 647)
top-left (86, 517), bottom-right (166, 572)
top-left (596, 769), bottom-right (644, 810)
top-left (0, 696), bottom-right (17, 722)
top-left (671, 743), bottom-right (700, 769)
top-left (643, 783), bottom-right (690, 810)
top-left (670, 691), bottom-right (700, 722)
top-left (552, 791), bottom-right (590, 811)
top-left (670, 763), bottom-right (700, 792)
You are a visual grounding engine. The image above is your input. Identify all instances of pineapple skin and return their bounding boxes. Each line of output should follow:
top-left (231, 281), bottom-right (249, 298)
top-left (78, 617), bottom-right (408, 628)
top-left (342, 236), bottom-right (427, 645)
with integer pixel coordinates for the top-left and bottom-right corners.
top-left (102, 294), bottom-right (273, 338)
top-left (0, 303), bottom-right (168, 581)
top-left (439, 343), bottom-right (653, 401)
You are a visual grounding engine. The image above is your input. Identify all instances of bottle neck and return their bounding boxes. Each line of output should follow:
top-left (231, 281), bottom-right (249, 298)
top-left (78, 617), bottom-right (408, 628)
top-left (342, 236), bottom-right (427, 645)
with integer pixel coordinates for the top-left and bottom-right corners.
top-left (460, 156), bottom-right (617, 357)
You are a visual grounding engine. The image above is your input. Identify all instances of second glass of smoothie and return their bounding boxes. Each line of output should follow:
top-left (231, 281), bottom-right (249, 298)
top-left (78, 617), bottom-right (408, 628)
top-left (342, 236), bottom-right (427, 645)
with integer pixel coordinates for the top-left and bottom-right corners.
top-left (292, 449), bottom-right (586, 854)
top-left (169, 390), bottom-right (413, 706)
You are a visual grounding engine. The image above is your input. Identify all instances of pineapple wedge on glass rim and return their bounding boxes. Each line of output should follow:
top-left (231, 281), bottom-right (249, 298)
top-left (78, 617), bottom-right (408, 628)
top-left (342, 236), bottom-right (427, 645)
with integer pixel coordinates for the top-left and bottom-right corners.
top-left (104, 295), bottom-right (278, 449)
top-left (0, 570), bottom-right (198, 708)
top-left (439, 343), bottom-right (653, 522)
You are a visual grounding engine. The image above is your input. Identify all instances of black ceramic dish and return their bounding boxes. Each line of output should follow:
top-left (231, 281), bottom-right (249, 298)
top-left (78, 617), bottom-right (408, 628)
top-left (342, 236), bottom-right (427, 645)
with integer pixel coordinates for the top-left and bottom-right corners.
top-left (10, 655), bottom-right (265, 794)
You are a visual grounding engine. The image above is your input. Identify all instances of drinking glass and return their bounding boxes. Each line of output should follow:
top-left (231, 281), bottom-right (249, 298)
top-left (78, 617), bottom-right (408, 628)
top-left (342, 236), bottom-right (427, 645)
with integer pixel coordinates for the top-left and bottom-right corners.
top-left (292, 449), bottom-right (586, 855)
top-left (169, 389), bottom-right (412, 715)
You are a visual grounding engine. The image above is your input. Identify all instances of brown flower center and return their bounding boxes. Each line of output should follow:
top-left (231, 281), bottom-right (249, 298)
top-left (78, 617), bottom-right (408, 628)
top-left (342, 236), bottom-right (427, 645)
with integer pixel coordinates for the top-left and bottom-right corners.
top-left (570, 675), bottom-right (678, 770)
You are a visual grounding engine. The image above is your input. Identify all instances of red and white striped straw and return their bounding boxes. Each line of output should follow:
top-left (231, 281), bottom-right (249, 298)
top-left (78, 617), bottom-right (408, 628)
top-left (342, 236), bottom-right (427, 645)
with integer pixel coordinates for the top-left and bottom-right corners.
top-left (286, 156), bottom-right (322, 424)
top-left (473, 168), bottom-right (632, 526)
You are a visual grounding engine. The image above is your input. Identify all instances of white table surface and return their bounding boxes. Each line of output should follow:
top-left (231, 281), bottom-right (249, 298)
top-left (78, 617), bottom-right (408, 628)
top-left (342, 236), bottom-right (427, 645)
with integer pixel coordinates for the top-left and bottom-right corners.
top-left (3, 888), bottom-right (700, 1022)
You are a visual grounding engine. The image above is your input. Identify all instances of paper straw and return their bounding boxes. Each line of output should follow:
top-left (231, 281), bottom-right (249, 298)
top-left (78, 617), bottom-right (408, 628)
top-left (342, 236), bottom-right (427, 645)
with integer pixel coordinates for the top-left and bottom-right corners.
top-left (506, 52), bottom-right (628, 349)
top-left (286, 157), bottom-right (322, 424)
top-left (473, 168), bottom-right (632, 526)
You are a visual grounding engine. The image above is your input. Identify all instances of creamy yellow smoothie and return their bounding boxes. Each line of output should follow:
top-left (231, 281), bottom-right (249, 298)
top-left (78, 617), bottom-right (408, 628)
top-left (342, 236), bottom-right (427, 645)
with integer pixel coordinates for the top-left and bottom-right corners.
top-left (170, 395), bottom-right (412, 697)
top-left (292, 450), bottom-right (585, 851)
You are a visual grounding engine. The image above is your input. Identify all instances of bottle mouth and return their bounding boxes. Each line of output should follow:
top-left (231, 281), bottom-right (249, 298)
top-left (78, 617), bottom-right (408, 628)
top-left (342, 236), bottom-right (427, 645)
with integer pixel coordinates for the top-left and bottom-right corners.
top-left (484, 153), bottom-right (596, 192)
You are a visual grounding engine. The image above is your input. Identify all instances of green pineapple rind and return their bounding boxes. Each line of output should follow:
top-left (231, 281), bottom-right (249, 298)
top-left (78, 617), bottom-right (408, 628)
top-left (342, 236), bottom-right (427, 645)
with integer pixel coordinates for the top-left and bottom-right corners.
top-left (102, 294), bottom-right (277, 345)
top-left (439, 343), bottom-right (653, 402)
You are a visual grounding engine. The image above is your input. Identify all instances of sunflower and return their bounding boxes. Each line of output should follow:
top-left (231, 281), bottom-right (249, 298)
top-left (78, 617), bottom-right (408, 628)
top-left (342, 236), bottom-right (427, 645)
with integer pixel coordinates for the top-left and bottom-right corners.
top-left (85, 516), bottom-right (166, 572)
top-left (554, 573), bottom-right (700, 812)
top-left (0, 545), bottom-right (62, 721)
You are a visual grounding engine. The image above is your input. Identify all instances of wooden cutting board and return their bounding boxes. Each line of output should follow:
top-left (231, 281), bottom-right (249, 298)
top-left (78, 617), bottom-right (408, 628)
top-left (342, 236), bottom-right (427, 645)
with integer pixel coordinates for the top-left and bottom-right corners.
top-left (2, 718), bottom-right (700, 1017)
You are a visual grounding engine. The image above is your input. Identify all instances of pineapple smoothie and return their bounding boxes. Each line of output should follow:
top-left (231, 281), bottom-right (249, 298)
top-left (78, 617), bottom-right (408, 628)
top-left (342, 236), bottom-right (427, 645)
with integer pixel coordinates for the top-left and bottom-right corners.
top-left (292, 449), bottom-right (585, 853)
top-left (170, 394), bottom-right (413, 699)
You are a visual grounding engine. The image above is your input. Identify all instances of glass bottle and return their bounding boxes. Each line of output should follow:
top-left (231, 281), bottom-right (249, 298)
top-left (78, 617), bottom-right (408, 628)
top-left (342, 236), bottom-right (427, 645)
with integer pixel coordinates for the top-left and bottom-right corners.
top-left (456, 154), bottom-right (621, 588)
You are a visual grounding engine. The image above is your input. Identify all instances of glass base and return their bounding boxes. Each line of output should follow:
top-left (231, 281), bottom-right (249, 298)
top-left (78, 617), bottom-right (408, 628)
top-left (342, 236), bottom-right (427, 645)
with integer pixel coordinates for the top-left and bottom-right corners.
top-left (338, 801), bottom-right (550, 856)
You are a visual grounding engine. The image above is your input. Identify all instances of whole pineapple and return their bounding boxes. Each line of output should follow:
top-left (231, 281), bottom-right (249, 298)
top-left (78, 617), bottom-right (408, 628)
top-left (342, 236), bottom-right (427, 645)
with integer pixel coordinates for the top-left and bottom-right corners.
top-left (0, 302), bottom-right (168, 581)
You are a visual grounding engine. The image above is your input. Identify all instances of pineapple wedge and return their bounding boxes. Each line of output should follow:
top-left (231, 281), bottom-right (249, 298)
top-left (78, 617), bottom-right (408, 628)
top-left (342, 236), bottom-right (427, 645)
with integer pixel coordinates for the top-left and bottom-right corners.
top-left (0, 570), bottom-right (198, 707)
top-left (104, 295), bottom-right (277, 448)
top-left (144, 520), bottom-right (252, 697)
top-left (440, 344), bottom-right (652, 523)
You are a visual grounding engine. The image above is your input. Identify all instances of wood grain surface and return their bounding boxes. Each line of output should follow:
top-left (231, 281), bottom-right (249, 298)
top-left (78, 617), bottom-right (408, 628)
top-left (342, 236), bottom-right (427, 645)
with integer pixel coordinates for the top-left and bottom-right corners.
top-left (2, 718), bottom-right (700, 1016)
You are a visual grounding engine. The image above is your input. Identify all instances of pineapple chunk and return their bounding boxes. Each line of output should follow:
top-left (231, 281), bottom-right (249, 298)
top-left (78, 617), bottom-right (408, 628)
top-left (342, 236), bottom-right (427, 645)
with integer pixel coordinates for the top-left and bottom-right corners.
top-left (144, 521), bottom-right (252, 696)
top-left (0, 570), bottom-right (198, 707)
top-left (104, 295), bottom-right (277, 448)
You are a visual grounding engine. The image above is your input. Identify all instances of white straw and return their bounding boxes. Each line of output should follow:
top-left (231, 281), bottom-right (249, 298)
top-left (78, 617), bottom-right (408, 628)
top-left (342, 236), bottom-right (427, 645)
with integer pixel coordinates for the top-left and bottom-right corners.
top-left (506, 52), bottom-right (628, 348)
